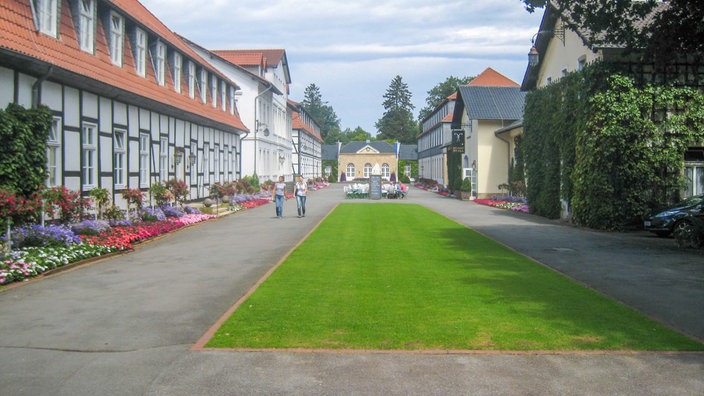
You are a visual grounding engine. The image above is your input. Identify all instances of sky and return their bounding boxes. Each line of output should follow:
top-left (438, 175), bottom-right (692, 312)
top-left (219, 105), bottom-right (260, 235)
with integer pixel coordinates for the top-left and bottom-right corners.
top-left (140, 0), bottom-right (544, 134)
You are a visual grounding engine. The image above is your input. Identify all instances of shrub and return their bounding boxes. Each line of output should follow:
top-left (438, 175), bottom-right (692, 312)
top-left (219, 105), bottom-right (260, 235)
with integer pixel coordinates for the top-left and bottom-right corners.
top-left (141, 207), bottom-right (166, 222)
top-left (9, 224), bottom-right (81, 248)
top-left (149, 183), bottom-right (172, 206)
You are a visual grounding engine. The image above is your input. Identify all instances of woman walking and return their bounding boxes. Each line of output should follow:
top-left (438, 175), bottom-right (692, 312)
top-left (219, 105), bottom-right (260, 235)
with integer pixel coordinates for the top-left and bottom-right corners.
top-left (273, 176), bottom-right (286, 218)
top-left (294, 175), bottom-right (308, 218)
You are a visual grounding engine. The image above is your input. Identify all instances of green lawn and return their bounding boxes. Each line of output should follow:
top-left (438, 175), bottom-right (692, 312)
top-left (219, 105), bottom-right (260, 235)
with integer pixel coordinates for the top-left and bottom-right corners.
top-left (206, 204), bottom-right (703, 351)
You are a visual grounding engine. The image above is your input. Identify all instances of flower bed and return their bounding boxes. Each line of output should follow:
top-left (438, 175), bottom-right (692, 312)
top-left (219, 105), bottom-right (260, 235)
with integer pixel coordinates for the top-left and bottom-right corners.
top-left (474, 198), bottom-right (530, 213)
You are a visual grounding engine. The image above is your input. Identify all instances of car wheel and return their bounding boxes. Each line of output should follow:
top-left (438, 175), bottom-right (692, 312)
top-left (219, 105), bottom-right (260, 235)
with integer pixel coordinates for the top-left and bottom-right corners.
top-left (673, 220), bottom-right (703, 248)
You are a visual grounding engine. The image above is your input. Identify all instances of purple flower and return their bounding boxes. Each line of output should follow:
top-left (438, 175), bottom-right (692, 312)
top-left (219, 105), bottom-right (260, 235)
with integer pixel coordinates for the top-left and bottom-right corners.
top-left (160, 205), bottom-right (185, 218)
top-left (9, 224), bottom-right (81, 247)
top-left (184, 206), bottom-right (201, 214)
top-left (141, 207), bottom-right (166, 221)
top-left (72, 220), bottom-right (112, 236)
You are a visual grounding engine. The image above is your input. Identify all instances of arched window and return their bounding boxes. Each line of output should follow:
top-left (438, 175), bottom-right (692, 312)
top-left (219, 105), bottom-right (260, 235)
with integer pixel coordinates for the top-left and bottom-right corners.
top-left (364, 163), bottom-right (372, 178)
top-left (346, 163), bottom-right (356, 180)
top-left (382, 163), bottom-right (390, 179)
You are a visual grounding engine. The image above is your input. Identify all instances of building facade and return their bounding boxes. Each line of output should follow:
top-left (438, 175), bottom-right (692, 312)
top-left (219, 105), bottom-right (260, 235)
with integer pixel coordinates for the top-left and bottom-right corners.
top-left (0, 0), bottom-right (248, 209)
top-left (338, 142), bottom-right (399, 182)
top-left (211, 49), bottom-right (293, 182)
top-left (289, 100), bottom-right (323, 179)
top-left (417, 92), bottom-right (456, 186)
top-left (452, 68), bottom-right (526, 198)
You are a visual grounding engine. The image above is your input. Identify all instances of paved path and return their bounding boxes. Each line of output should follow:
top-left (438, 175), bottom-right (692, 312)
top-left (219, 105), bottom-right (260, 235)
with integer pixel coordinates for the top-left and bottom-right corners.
top-left (0, 184), bottom-right (702, 395)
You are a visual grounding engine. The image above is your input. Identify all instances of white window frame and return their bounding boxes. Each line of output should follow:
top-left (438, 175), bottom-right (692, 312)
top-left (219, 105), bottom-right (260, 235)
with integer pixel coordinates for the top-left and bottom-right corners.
top-left (187, 61), bottom-right (195, 99)
top-left (220, 82), bottom-right (227, 111)
top-left (202, 143), bottom-right (210, 184)
top-left (213, 145), bottom-right (220, 182)
top-left (37, 0), bottom-right (59, 37)
top-left (135, 28), bottom-right (147, 77)
top-left (159, 137), bottom-right (169, 181)
top-left (190, 142), bottom-right (197, 178)
top-left (346, 163), bottom-right (355, 180)
top-left (139, 133), bottom-right (150, 187)
top-left (364, 163), bottom-right (372, 179)
top-left (78, 0), bottom-right (95, 53)
top-left (211, 76), bottom-right (218, 108)
top-left (109, 12), bottom-right (124, 66)
top-left (114, 129), bottom-right (126, 187)
top-left (82, 123), bottom-right (97, 188)
top-left (229, 86), bottom-right (236, 115)
top-left (173, 52), bottom-right (182, 93)
top-left (47, 116), bottom-right (62, 187)
top-left (382, 163), bottom-right (390, 179)
top-left (155, 41), bottom-right (166, 86)
top-left (200, 69), bottom-right (207, 104)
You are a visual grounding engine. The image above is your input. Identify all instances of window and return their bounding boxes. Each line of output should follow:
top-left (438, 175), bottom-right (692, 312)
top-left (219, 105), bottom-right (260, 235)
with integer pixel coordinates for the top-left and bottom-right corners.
top-left (109, 12), bottom-right (123, 66)
top-left (187, 61), bottom-right (195, 99)
top-left (155, 41), bottom-right (166, 86)
top-left (382, 163), bottom-right (390, 179)
top-left (211, 76), bottom-right (217, 108)
top-left (363, 163), bottom-right (372, 178)
top-left (37, 0), bottom-right (58, 37)
top-left (47, 117), bottom-right (61, 187)
top-left (221, 82), bottom-right (227, 111)
top-left (213, 145), bottom-right (220, 181)
top-left (202, 143), bottom-right (209, 184)
top-left (114, 129), bottom-right (126, 186)
top-left (135, 28), bottom-right (147, 77)
top-left (200, 69), bottom-right (207, 104)
top-left (229, 87), bottom-right (236, 115)
top-left (82, 123), bottom-right (97, 188)
top-left (139, 133), bottom-right (149, 187)
top-left (78, 0), bottom-right (95, 53)
top-left (190, 143), bottom-right (197, 178)
top-left (173, 53), bottom-right (182, 93)
top-left (346, 163), bottom-right (355, 180)
top-left (160, 137), bottom-right (168, 181)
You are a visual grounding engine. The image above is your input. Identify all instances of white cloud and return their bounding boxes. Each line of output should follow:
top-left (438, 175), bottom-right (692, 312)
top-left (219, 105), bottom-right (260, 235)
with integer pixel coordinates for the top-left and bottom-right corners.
top-left (140, 0), bottom-right (544, 133)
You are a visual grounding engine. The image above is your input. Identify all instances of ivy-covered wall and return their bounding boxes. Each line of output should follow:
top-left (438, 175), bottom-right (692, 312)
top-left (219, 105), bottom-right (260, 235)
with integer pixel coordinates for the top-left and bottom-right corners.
top-left (522, 63), bottom-right (704, 230)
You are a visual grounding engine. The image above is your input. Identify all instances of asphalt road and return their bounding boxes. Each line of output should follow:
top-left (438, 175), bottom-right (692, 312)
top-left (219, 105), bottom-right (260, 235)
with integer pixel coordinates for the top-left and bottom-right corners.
top-left (0, 184), bottom-right (701, 395)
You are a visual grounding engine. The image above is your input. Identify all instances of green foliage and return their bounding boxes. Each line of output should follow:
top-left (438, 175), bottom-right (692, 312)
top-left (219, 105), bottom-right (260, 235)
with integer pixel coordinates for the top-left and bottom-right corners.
top-left (418, 75), bottom-right (474, 122)
top-left (521, 1), bottom-right (703, 64)
top-left (376, 75), bottom-right (418, 143)
top-left (523, 63), bottom-right (704, 229)
top-left (446, 152), bottom-right (463, 193)
top-left (148, 183), bottom-right (171, 206)
top-left (300, 83), bottom-right (342, 144)
top-left (88, 187), bottom-right (111, 219)
top-left (0, 103), bottom-right (52, 197)
top-left (460, 177), bottom-right (472, 192)
top-left (323, 160), bottom-right (338, 182)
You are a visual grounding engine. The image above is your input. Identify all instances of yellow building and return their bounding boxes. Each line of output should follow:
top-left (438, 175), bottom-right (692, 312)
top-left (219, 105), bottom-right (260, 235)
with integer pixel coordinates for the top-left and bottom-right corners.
top-left (338, 141), bottom-right (399, 181)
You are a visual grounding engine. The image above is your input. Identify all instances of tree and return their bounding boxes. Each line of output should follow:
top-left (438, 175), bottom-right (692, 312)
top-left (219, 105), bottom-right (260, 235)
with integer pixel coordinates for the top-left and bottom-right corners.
top-left (521, 0), bottom-right (703, 63)
top-left (300, 83), bottom-right (341, 144)
top-left (418, 75), bottom-right (474, 122)
top-left (375, 75), bottom-right (417, 143)
top-left (344, 127), bottom-right (373, 142)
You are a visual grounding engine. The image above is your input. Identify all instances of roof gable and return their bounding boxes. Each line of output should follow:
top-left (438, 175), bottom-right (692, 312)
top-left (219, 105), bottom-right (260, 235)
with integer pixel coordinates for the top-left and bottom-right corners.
top-left (340, 141), bottom-right (394, 154)
top-left (468, 67), bottom-right (519, 87)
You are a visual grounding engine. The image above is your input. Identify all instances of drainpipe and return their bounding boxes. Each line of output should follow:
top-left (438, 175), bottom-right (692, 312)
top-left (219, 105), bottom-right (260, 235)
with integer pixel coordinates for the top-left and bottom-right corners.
top-left (31, 66), bottom-right (53, 109)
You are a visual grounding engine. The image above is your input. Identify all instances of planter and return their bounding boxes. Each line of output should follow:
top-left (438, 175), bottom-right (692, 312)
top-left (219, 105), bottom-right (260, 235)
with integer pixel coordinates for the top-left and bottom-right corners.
top-left (460, 191), bottom-right (471, 201)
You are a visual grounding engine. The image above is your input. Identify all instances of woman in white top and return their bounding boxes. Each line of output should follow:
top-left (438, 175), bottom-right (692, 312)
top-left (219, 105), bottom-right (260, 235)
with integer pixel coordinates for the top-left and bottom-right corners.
top-left (273, 176), bottom-right (286, 218)
top-left (294, 175), bottom-right (308, 217)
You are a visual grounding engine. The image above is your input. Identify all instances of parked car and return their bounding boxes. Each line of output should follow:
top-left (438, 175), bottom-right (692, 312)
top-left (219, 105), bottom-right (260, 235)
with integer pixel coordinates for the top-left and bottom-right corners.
top-left (643, 195), bottom-right (704, 237)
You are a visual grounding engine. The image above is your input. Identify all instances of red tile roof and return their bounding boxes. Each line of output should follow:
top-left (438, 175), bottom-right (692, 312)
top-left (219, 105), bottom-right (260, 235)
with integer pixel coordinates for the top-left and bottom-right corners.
top-left (213, 49), bottom-right (286, 69)
top-left (0, 0), bottom-right (247, 132)
top-left (468, 67), bottom-right (519, 87)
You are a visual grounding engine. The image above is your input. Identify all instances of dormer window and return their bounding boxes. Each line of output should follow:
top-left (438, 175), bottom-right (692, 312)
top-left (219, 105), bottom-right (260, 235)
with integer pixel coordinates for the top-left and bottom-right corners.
top-left (78, 0), bottom-right (95, 53)
top-left (155, 41), bottom-right (166, 86)
top-left (187, 61), bottom-right (195, 99)
top-left (199, 68), bottom-right (207, 104)
top-left (220, 82), bottom-right (227, 111)
top-left (135, 28), bottom-right (147, 77)
top-left (211, 77), bottom-right (218, 108)
top-left (36, 0), bottom-right (58, 37)
top-left (109, 12), bottom-right (124, 66)
top-left (173, 53), bottom-right (182, 93)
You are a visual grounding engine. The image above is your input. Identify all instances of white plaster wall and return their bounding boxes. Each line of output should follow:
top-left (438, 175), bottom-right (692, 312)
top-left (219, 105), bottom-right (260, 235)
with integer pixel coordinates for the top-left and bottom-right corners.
top-left (0, 66), bottom-right (13, 107)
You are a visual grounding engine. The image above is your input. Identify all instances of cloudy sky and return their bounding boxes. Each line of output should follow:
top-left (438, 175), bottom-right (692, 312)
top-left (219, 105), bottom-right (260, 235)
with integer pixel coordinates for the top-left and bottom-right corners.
top-left (140, 0), bottom-right (544, 134)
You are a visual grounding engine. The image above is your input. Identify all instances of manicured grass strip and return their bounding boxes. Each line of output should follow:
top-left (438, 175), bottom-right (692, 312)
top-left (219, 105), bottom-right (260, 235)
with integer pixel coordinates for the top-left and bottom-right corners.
top-left (206, 204), bottom-right (703, 351)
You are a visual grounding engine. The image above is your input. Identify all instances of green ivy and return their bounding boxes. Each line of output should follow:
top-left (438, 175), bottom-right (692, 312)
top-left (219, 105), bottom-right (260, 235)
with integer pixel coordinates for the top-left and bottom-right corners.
top-left (446, 152), bottom-right (463, 193)
top-left (0, 103), bottom-right (52, 197)
top-left (522, 63), bottom-right (704, 230)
